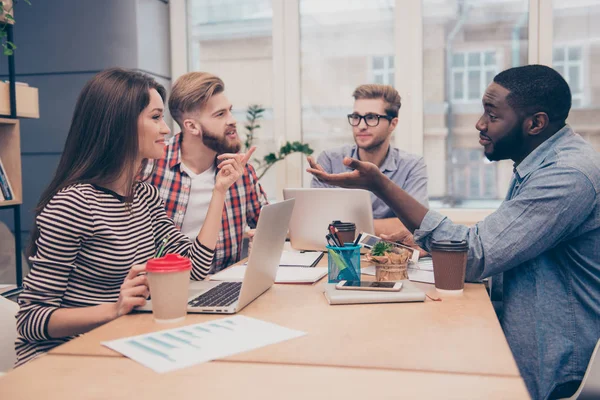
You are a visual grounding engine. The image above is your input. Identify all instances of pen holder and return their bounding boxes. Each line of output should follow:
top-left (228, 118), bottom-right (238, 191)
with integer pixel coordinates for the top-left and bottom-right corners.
top-left (326, 244), bottom-right (361, 283)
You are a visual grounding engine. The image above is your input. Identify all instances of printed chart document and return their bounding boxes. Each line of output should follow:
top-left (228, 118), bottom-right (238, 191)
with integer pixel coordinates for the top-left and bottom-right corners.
top-left (361, 258), bottom-right (435, 284)
top-left (211, 265), bottom-right (327, 284)
top-left (103, 315), bottom-right (306, 373)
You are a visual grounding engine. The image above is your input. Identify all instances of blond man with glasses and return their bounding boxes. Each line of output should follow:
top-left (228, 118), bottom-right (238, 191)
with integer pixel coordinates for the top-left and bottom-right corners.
top-left (311, 84), bottom-right (429, 236)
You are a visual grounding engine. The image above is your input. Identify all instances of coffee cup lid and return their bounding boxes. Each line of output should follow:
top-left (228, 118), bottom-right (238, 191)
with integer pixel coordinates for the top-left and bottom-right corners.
top-left (430, 240), bottom-right (468, 251)
top-left (331, 221), bottom-right (356, 229)
top-left (147, 254), bottom-right (192, 273)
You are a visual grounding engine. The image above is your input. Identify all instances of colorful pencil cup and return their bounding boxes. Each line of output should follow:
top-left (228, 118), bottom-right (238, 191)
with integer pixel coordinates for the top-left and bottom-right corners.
top-left (326, 244), bottom-right (361, 283)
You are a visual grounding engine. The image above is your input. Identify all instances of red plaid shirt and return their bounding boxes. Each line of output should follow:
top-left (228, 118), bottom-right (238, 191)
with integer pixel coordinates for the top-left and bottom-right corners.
top-left (143, 133), bottom-right (269, 272)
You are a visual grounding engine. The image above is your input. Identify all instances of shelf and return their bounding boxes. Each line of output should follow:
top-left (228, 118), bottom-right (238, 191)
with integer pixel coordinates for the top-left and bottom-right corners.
top-left (0, 119), bottom-right (21, 204)
top-left (0, 199), bottom-right (20, 207)
top-left (0, 82), bottom-right (39, 119)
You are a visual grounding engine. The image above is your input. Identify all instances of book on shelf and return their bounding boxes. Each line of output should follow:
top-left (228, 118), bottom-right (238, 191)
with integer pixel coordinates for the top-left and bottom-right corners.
top-left (0, 156), bottom-right (13, 201)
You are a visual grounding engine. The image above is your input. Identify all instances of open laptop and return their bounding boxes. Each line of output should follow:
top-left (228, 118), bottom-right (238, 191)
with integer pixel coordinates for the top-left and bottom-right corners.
top-left (283, 188), bottom-right (374, 251)
top-left (138, 199), bottom-right (295, 315)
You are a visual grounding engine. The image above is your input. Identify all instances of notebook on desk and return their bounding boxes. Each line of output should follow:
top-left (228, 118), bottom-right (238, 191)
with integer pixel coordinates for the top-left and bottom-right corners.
top-left (243, 250), bottom-right (323, 268)
top-left (211, 265), bottom-right (327, 284)
top-left (323, 280), bottom-right (425, 305)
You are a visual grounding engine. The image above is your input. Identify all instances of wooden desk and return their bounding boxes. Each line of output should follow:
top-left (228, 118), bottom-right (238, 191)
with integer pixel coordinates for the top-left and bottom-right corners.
top-left (50, 279), bottom-right (520, 377)
top-left (0, 354), bottom-right (530, 400)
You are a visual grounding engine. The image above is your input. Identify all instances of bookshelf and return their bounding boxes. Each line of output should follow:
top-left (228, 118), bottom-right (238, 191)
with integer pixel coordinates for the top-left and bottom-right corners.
top-left (0, 16), bottom-right (37, 295)
top-left (0, 118), bottom-right (20, 206)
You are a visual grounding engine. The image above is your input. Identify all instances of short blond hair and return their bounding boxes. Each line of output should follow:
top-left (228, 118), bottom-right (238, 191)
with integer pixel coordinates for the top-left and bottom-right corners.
top-left (169, 72), bottom-right (224, 127)
top-left (352, 84), bottom-right (401, 118)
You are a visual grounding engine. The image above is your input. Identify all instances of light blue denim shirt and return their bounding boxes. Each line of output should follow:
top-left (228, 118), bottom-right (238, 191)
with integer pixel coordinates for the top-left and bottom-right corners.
top-left (311, 144), bottom-right (429, 216)
top-left (414, 125), bottom-right (600, 400)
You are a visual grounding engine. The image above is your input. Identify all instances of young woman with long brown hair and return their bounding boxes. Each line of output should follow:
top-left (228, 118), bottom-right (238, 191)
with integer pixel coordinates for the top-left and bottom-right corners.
top-left (15, 68), bottom-right (253, 366)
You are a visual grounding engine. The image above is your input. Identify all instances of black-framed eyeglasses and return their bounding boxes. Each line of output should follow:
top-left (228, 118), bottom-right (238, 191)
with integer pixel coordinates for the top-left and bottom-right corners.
top-left (347, 113), bottom-right (394, 127)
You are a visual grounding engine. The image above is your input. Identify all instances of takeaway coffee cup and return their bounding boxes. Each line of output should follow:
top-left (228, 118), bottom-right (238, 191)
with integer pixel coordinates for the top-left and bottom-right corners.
top-left (146, 254), bottom-right (191, 323)
top-left (330, 220), bottom-right (356, 245)
top-left (430, 240), bottom-right (469, 294)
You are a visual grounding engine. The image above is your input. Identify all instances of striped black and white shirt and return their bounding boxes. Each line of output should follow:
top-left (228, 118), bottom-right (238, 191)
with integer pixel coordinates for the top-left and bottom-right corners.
top-left (15, 183), bottom-right (215, 366)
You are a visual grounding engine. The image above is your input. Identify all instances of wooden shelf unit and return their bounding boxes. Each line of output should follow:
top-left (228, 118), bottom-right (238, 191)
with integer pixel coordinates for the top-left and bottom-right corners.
top-left (0, 118), bottom-right (21, 206)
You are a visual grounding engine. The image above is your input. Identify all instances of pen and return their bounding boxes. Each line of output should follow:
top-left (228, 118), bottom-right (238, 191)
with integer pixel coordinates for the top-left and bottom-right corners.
top-left (155, 234), bottom-right (170, 258)
top-left (325, 234), bottom-right (338, 248)
top-left (328, 225), bottom-right (343, 247)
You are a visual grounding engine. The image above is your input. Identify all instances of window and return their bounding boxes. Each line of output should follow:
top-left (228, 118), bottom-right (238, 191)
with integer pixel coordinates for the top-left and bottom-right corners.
top-left (553, 0), bottom-right (600, 152)
top-left (423, 0), bottom-right (528, 207)
top-left (452, 149), bottom-right (497, 200)
top-left (451, 51), bottom-right (497, 102)
top-left (299, 0), bottom-right (395, 187)
top-left (371, 55), bottom-right (395, 86)
top-left (553, 45), bottom-right (584, 107)
top-left (179, 0), bottom-right (600, 211)
top-left (187, 0), bottom-right (277, 197)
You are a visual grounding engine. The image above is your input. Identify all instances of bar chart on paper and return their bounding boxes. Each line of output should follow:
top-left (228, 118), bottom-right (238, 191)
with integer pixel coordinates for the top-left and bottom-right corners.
top-left (102, 315), bottom-right (306, 373)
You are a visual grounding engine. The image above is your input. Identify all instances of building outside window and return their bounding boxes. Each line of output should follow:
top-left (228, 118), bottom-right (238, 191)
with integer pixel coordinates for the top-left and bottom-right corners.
top-left (451, 51), bottom-right (497, 102)
top-left (184, 0), bottom-right (600, 209)
top-left (452, 149), bottom-right (497, 200)
top-left (553, 1), bottom-right (600, 151)
top-left (299, 0), bottom-right (395, 187)
top-left (422, 0), bottom-right (528, 207)
top-left (553, 45), bottom-right (584, 107)
top-left (187, 0), bottom-right (277, 198)
top-left (371, 55), bottom-right (395, 86)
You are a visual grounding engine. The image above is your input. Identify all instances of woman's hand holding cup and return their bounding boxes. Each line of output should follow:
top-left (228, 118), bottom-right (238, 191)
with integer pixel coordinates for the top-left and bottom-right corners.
top-left (114, 263), bottom-right (149, 318)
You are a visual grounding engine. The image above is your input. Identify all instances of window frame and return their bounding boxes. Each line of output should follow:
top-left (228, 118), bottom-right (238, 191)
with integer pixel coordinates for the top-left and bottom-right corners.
top-left (172, 0), bottom-right (559, 219)
top-left (553, 43), bottom-right (585, 107)
top-left (450, 50), bottom-right (498, 104)
top-left (370, 55), bottom-right (395, 86)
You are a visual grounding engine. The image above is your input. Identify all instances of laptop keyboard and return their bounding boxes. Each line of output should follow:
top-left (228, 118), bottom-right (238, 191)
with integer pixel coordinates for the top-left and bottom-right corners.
top-left (188, 282), bottom-right (242, 308)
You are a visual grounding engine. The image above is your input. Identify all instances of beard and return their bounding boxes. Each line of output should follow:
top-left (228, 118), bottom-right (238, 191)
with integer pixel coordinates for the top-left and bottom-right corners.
top-left (201, 124), bottom-right (242, 154)
top-left (484, 119), bottom-right (524, 162)
top-left (355, 133), bottom-right (388, 152)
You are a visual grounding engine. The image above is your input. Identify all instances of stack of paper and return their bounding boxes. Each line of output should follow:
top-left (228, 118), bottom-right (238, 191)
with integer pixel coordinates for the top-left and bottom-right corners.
top-left (244, 250), bottom-right (323, 268)
top-left (211, 265), bottom-right (327, 284)
top-left (279, 251), bottom-right (323, 267)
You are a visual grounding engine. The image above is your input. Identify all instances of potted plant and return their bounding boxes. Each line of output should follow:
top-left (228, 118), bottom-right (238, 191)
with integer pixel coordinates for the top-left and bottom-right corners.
top-left (243, 104), bottom-right (314, 180)
top-left (0, 0), bottom-right (39, 119)
top-left (1, 0), bottom-right (31, 55)
top-left (366, 241), bottom-right (411, 281)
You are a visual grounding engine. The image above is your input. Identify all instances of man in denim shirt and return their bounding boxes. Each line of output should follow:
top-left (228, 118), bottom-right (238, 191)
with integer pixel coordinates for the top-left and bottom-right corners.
top-left (307, 65), bottom-right (600, 400)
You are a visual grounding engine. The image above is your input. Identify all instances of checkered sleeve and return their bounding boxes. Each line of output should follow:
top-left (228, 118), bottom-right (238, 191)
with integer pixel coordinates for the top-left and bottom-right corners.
top-left (245, 163), bottom-right (269, 228)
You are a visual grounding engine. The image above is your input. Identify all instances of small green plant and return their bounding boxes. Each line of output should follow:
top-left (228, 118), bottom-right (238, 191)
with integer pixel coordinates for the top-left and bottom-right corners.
top-left (371, 241), bottom-right (393, 256)
top-left (0, 0), bottom-right (32, 56)
top-left (244, 103), bottom-right (314, 181)
top-left (244, 104), bottom-right (264, 152)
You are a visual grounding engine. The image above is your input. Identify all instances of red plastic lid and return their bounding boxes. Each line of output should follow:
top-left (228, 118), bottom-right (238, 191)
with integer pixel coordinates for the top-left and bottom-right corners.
top-left (146, 254), bottom-right (192, 273)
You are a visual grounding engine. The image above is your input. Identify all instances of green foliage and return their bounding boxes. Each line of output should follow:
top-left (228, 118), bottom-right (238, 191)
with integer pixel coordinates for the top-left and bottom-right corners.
top-left (244, 104), bottom-right (264, 151)
top-left (244, 104), bottom-right (314, 181)
top-left (0, 1), bottom-right (32, 56)
top-left (371, 241), bottom-right (393, 256)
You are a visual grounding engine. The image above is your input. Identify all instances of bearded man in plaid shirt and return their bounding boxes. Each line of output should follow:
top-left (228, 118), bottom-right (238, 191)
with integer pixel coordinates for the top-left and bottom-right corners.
top-left (143, 72), bottom-right (269, 273)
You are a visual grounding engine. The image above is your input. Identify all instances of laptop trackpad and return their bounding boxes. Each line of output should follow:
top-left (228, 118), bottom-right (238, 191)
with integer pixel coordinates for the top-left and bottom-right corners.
top-left (188, 280), bottom-right (222, 298)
